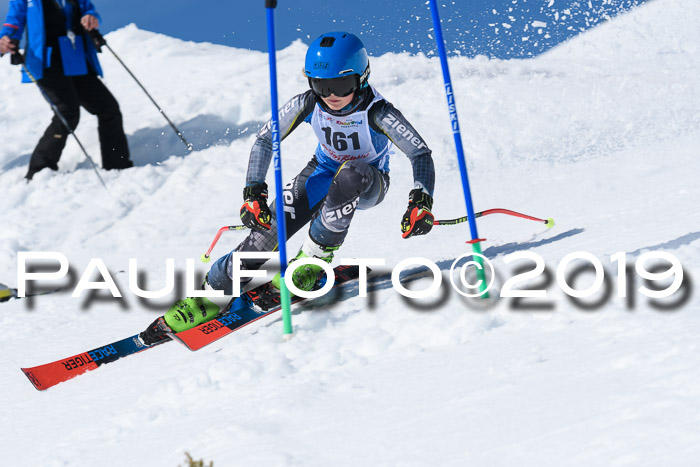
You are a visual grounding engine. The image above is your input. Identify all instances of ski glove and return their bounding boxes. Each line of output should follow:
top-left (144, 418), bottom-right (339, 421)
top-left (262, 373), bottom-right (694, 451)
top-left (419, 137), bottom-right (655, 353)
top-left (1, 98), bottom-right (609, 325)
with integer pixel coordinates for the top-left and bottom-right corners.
top-left (401, 189), bottom-right (434, 238)
top-left (240, 183), bottom-right (272, 231)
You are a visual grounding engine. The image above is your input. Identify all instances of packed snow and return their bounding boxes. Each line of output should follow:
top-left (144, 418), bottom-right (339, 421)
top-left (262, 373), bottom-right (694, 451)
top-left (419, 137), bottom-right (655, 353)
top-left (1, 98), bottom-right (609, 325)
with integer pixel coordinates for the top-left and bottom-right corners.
top-left (1, 0), bottom-right (699, 465)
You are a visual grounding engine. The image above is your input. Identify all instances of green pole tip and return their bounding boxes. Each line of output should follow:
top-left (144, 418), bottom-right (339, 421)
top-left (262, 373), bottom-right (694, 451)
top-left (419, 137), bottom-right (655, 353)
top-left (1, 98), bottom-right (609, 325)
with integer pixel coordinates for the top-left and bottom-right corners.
top-left (200, 253), bottom-right (211, 263)
top-left (545, 218), bottom-right (555, 228)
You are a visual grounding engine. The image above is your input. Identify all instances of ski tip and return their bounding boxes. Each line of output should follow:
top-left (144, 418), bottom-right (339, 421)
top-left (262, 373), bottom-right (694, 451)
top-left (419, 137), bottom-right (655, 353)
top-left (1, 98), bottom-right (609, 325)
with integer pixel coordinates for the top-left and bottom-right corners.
top-left (545, 217), bottom-right (555, 228)
top-left (21, 368), bottom-right (45, 391)
top-left (200, 253), bottom-right (211, 263)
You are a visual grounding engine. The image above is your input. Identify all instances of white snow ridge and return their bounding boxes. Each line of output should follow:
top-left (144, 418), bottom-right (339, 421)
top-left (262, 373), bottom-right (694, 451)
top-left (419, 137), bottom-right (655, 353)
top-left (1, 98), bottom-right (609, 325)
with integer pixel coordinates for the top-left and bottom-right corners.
top-left (1, 0), bottom-right (699, 465)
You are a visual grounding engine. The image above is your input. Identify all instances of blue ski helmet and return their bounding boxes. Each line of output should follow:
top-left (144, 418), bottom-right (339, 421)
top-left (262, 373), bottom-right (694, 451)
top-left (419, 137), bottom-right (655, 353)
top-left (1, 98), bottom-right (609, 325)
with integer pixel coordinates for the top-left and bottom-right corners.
top-left (304, 32), bottom-right (370, 90)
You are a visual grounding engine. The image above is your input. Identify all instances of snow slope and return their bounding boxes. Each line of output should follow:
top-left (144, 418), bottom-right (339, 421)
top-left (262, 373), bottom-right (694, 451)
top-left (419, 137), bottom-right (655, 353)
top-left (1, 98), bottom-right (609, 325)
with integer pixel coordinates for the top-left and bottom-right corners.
top-left (1, 0), bottom-right (699, 465)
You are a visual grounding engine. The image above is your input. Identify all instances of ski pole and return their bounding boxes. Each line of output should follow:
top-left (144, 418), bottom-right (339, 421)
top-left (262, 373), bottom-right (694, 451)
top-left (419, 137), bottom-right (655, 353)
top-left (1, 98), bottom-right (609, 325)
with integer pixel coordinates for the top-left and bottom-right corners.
top-left (265, 0), bottom-right (293, 337)
top-left (428, 0), bottom-right (489, 297)
top-left (87, 30), bottom-right (193, 152)
top-left (13, 51), bottom-right (111, 193)
top-left (200, 209), bottom-right (555, 262)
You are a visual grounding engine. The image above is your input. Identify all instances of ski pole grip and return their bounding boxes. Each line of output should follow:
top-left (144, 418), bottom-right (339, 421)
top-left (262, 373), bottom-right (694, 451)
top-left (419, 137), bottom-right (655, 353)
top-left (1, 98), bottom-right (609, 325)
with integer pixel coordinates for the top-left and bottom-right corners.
top-left (88, 29), bottom-right (106, 52)
top-left (265, 0), bottom-right (277, 8)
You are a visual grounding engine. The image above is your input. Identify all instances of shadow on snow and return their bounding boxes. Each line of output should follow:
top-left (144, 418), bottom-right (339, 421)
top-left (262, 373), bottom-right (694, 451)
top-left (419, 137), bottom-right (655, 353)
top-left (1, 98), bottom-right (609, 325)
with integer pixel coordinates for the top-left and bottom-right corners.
top-left (0, 114), bottom-right (265, 173)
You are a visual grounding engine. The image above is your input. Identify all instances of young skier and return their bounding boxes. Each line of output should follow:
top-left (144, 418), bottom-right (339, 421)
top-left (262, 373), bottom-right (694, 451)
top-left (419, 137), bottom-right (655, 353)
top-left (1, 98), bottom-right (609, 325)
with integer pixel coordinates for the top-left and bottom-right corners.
top-left (140, 31), bottom-right (436, 345)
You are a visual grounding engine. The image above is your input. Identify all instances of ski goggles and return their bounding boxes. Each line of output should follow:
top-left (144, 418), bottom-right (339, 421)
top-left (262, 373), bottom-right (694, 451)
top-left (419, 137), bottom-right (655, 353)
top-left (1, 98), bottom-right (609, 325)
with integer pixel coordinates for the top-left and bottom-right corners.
top-left (308, 75), bottom-right (359, 98)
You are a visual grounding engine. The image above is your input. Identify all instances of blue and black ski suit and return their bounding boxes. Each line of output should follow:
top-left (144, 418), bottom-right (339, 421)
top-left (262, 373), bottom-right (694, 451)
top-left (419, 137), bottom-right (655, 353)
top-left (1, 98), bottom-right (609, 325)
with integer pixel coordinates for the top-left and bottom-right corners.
top-left (207, 86), bottom-right (436, 293)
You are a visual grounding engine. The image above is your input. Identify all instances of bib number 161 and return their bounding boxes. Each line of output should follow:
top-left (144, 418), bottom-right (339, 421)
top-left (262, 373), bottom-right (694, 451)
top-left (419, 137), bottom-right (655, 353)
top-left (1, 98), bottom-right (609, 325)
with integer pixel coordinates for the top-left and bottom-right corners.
top-left (321, 128), bottom-right (360, 151)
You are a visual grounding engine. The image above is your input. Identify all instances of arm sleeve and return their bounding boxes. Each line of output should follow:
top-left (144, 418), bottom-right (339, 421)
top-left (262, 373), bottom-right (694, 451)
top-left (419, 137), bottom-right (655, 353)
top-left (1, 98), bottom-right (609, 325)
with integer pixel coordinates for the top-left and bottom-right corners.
top-left (370, 101), bottom-right (435, 196)
top-left (2, 0), bottom-right (27, 40)
top-left (246, 90), bottom-right (316, 185)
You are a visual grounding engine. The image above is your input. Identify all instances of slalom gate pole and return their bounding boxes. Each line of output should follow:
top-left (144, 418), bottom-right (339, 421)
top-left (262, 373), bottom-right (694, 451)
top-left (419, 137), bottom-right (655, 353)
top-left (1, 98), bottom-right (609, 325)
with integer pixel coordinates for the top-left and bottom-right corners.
top-left (87, 30), bottom-right (193, 152)
top-left (265, 0), bottom-right (293, 337)
top-left (0, 283), bottom-right (13, 302)
top-left (200, 225), bottom-right (248, 262)
top-left (200, 209), bottom-right (555, 262)
top-left (428, 0), bottom-right (489, 297)
top-left (434, 209), bottom-right (556, 227)
top-left (0, 283), bottom-right (64, 302)
top-left (16, 54), bottom-right (111, 194)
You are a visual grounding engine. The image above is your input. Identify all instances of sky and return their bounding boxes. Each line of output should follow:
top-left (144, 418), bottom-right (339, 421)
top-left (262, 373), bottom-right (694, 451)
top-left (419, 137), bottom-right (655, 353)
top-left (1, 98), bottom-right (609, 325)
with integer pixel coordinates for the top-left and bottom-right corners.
top-left (1, 0), bottom-right (649, 59)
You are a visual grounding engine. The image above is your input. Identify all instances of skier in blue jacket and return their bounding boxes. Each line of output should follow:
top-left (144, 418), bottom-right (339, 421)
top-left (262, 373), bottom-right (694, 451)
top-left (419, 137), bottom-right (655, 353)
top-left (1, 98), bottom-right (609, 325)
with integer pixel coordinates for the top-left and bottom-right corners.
top-left (0, 0), bottom-right (131, 180)
top-left (140, 32), bottom-right (435, 344)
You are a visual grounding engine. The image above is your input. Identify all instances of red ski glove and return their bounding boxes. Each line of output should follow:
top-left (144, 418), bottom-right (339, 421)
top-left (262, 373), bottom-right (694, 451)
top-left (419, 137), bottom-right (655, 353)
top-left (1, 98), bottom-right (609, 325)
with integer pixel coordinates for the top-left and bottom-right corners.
top-left (401, 189), bottom-right (434, 238)
top-left (240, 183), bottom-right (272, 231)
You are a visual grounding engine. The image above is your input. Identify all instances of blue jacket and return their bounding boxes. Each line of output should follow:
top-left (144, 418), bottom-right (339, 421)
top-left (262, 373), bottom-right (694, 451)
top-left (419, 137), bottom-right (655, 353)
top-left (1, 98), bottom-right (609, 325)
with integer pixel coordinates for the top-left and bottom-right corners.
top-left (1, 0), bottom-right (103, 81)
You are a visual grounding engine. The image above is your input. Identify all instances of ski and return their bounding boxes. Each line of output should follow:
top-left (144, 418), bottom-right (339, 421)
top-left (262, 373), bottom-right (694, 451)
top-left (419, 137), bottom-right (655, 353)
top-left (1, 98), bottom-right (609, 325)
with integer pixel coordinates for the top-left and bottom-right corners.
top-left (20, 264), bottom-right (363, 390)
top-left (171, 264), bottom-right (363, 350)
top-left (21, 334), bottom-right (167, 391)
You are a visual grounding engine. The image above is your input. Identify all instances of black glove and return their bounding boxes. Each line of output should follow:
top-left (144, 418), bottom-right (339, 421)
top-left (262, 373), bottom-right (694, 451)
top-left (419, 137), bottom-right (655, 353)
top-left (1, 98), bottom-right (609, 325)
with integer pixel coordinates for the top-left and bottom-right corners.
top-left (6, 39), bottom-right (23, 65)
top-left (87, 29), bottom-right (106, 53)
top-left (240, 183), bottom-right (272, 231)
top-left (401, 189), bottom-right (434, 238)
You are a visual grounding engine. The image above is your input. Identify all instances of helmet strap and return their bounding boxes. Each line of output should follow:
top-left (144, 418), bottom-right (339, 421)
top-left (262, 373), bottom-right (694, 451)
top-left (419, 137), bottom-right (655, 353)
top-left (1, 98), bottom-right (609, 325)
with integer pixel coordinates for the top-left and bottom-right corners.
top-left (359, 64), bottom-right (371, 86)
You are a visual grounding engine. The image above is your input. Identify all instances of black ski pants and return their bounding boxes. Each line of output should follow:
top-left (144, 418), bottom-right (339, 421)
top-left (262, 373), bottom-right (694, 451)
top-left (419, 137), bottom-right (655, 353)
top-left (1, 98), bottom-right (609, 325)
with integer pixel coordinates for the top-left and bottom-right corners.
top-left (27, 71), bottom-right (132, 179)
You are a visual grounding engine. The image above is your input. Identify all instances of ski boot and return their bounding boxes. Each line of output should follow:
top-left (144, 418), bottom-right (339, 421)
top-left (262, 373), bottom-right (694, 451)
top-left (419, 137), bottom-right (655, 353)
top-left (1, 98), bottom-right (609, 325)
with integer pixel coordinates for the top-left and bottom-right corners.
top-left (271, 235), bottom-right (339, 296)
top-left (139, 276), bottom-right (221, 346)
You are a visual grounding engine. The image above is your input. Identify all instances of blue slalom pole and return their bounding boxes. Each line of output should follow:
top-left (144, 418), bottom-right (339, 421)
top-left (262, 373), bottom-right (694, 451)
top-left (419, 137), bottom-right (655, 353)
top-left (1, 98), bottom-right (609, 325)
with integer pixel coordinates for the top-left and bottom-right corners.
top-left (428, 0), bottom-right (488, 296)
top-left (265, 0), bottom-right (293, 334)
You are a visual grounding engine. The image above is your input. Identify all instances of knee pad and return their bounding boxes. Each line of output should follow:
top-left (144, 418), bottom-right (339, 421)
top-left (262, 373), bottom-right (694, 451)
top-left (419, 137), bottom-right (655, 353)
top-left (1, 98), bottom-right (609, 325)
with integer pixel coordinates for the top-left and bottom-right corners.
top-left (331, 160), bottom-right (373, 199)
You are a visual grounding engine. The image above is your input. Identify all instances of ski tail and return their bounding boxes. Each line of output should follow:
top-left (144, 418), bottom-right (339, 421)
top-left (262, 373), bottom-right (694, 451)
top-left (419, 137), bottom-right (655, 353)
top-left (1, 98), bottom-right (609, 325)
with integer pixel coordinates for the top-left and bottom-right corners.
top-left (20, 334), bottom-right (161, 391)
top-left (168, 301), bottom-right (274, 351)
